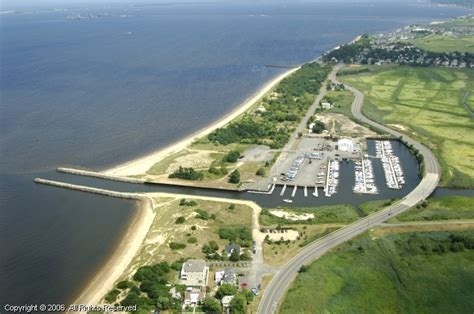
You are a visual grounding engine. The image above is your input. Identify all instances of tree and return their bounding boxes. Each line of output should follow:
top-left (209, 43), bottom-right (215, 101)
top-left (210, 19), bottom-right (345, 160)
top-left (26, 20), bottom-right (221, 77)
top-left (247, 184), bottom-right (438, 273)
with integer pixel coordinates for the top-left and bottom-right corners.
top-left (202, 241), bottom-right (219, 255)
top-left (312, 120), bottom-right (326, 134)
top-left (225, 150), bottom-right (241, 163)
top-left (256, 168), bottom-right (266, 177)
top-left (228, 170), bottom-right (241, 184)
top-left (242, 289), bottom-right (254, 304)
top-left (229, 249), bottom-right (240, 262)
top-left (201, 297), bottom-right (221, 313)
top-left (169, 166), bottom-right (204, 180)
top-left (216, 284), bottom-right (237, 299)
top-left (230, 294), bottom-right (247, 314)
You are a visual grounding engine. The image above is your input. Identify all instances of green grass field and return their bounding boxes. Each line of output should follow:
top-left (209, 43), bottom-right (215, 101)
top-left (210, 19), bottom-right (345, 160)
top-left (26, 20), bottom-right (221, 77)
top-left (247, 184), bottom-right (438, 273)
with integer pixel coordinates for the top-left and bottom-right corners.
top-left (341, 66), bottom-right (474, 188)
top-left (408, 34), bottom-right (474, 53)
top-left (281, 231), bottom-right (474, 313)
top-left (324, 89), bottom-right (355, 118)
top-left (390, 195), bottom-right (474, 222)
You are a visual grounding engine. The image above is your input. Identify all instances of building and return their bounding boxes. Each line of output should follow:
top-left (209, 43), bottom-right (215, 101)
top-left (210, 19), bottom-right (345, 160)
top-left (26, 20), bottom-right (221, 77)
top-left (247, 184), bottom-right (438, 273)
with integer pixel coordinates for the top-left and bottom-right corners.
top-left (215, 268), bottom-right (237, 286)
top-left (222, 295), bottom-right (235, 309)
top-left (180, 259), bottom-right (209, 286)
top-left (321, 102), bottom-right (332, 110)
top-left (337, 138), bottom-right (354, 152)
top-left (184, 287), bottom-right (206, 306)
top-left (225, 243), bottom-right (241, 258)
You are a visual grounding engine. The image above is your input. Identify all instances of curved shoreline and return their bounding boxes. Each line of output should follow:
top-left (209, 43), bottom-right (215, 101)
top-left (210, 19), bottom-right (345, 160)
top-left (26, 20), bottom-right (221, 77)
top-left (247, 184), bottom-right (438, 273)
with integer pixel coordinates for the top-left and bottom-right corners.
top-left (103, 66), bottom-right (300, 177)
top-left (69, 197), bottom-right (155, 310)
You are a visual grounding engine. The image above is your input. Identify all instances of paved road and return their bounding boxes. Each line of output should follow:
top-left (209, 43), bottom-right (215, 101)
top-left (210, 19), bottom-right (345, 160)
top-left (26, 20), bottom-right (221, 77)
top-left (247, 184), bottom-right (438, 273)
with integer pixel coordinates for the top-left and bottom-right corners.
top-left (260, 64), bottom-right (343, 188)
top-left (258, 68), bottom-right (441, 314)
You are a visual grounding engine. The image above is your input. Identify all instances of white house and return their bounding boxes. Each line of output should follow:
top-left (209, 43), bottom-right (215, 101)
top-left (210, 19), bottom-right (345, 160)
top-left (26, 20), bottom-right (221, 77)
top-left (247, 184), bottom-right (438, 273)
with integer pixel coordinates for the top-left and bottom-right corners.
top-left (321, 102), bottom-right (332, 110)
top-left (337, 138), bottom-right (354, 152)
top-left (180, 259), bottom-right (209, 286)
top-left (215, 268), bottom-right (237, 286)
top-left (222, 295), bottom-right (235, 308)
top-left (184, 287), bottom-right (205, 306)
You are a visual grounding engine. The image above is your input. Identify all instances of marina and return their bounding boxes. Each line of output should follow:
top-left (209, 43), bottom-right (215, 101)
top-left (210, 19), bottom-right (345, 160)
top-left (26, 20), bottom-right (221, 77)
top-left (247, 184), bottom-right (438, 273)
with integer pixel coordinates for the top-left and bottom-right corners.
top-left (375, 140), bottom-right (405, 189)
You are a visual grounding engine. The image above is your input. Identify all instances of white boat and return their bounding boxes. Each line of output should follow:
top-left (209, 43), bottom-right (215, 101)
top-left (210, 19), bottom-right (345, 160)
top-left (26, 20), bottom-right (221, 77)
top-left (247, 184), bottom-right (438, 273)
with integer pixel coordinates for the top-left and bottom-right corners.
top-left (282, 199), bottom-right (293, 203)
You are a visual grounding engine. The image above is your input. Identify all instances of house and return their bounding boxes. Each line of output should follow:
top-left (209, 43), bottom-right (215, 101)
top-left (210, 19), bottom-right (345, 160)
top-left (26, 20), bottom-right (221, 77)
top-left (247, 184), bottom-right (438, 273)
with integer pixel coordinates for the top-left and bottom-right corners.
top-left (222, 295), bottom-right (235, 308)
top-left (169, 287), bottom-right (181, 299)
top-left (225, 243), bottom-right (241, 258)
top-left (184, 286), bottom-right (206, 306)
top-left (215, 268), bottom-right (237, 286)
top-left (321, 102), bottom-right (332, 110)
top-left (180, 259), bottom-right (209, 286)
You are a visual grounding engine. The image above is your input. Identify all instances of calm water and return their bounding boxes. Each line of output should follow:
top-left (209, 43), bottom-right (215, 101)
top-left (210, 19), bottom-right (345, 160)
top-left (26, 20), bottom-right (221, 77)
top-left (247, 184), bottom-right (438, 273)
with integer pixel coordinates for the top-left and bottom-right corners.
top-left (1, 1), bottom-right (471, 307)
top-left (47, 140), bottom-right (421, 208)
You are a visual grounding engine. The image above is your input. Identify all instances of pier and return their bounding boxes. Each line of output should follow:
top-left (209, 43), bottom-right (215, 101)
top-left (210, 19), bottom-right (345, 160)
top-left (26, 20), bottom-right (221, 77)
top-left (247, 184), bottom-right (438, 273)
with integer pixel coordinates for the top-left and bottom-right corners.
top-left (375, 141), bottom-right (405, 189)
top-left (304, 186), bottom-right (308, 197)
top-left (291, 185), bottom-right (298, 198)
top-left (280, 184), bottom-right (287, 196)
top-left (313, 186), bottom-right (318, 197)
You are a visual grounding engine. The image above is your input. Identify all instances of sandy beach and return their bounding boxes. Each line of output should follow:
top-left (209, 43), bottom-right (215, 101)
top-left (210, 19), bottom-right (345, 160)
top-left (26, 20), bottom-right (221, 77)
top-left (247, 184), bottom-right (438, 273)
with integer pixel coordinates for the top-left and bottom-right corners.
top-left (103, 67), bottom-right (300, 177)
top-left (69, 197), bottom-right (155, 311)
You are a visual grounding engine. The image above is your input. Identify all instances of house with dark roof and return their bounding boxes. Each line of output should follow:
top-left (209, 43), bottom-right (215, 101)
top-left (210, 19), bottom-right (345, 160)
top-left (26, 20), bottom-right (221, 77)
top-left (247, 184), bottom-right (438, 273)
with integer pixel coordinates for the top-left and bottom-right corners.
top-left (225, 243), bottom-right (241, 257)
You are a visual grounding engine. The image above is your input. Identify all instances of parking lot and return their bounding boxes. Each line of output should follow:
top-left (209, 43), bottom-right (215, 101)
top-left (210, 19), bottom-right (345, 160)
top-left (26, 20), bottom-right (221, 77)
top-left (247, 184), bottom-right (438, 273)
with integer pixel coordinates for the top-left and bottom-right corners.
top-left (273, 137), bottom-right (362, 187)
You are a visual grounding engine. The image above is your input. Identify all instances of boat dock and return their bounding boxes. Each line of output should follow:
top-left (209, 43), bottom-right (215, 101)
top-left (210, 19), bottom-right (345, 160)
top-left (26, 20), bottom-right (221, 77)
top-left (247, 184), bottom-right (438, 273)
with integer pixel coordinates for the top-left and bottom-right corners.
top-left (325, 160), bottom-right (339, 197)
top-left (375, 141), bottom-right (405, 189)
top-left (291, 185), bottom-right (298, 197)
top-left (353, 159), bottom-right (378, 194)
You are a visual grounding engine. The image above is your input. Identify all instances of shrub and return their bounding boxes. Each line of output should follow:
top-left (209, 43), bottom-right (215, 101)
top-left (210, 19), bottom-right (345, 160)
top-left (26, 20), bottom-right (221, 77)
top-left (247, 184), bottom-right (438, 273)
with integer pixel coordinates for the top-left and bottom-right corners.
top-left (169, 166), bottom-right (203, 181)
top-left (187, 237), bottom-right (198, 244)
top-left (195, 208), bottom-right (210, 220)
top-left (175, 216), bottom-right (186, 224)
top-left (116, 280), bottom-right (133, 290)
top-left (105, 289), bottom-right (120, 303)
top-left (256, 168), bottom-right (266, 177)
top-left (169, 242), bottom-right (186, 250)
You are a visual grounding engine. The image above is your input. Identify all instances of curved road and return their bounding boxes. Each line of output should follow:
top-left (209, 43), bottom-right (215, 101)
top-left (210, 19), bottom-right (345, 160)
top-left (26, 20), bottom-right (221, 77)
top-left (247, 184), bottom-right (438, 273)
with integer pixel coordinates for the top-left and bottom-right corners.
top-left (258, 69), bottom-right (441, 313)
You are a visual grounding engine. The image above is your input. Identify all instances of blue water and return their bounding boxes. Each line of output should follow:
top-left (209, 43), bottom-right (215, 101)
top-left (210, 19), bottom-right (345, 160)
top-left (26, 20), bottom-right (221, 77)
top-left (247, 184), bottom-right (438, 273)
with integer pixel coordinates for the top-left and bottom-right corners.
top-left (0, 1), bottom-right (471, 307)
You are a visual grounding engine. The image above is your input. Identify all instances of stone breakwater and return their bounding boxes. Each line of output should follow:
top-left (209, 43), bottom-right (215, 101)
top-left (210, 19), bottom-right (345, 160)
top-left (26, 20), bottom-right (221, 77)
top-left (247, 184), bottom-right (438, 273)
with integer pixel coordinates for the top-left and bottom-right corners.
top-left (57, 167), bottom-right (145, 184)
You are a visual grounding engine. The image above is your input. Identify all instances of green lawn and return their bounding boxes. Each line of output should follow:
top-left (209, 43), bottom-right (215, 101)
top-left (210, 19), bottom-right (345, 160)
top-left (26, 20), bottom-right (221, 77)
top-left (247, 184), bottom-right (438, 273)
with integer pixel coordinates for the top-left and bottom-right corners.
top-left (281, 231), bottom-right (474, 313)
top-left (341, 66), bottom-right (474, 188)
top-left (390, 195), bottom-right (474, 222)
top-left (408, 34), bottom-right (474, 53)
top-left (324, 89), bottom-right (355, 118)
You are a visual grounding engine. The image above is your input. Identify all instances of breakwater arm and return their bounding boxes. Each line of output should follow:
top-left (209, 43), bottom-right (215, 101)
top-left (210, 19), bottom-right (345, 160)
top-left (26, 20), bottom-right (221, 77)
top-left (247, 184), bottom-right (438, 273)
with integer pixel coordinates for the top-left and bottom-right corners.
top-left (34, 178), bottom-right (150, 203)
top-left (57, 167), bottom-right (145, 184)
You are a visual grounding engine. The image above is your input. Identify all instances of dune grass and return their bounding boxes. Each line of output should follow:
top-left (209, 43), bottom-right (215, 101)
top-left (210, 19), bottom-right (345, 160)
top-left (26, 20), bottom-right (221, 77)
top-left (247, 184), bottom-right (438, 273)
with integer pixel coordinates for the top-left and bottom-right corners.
top-left (341, 66), bottom-right (474, 188)
top-left (281, 230), bottom-right (474, 314)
